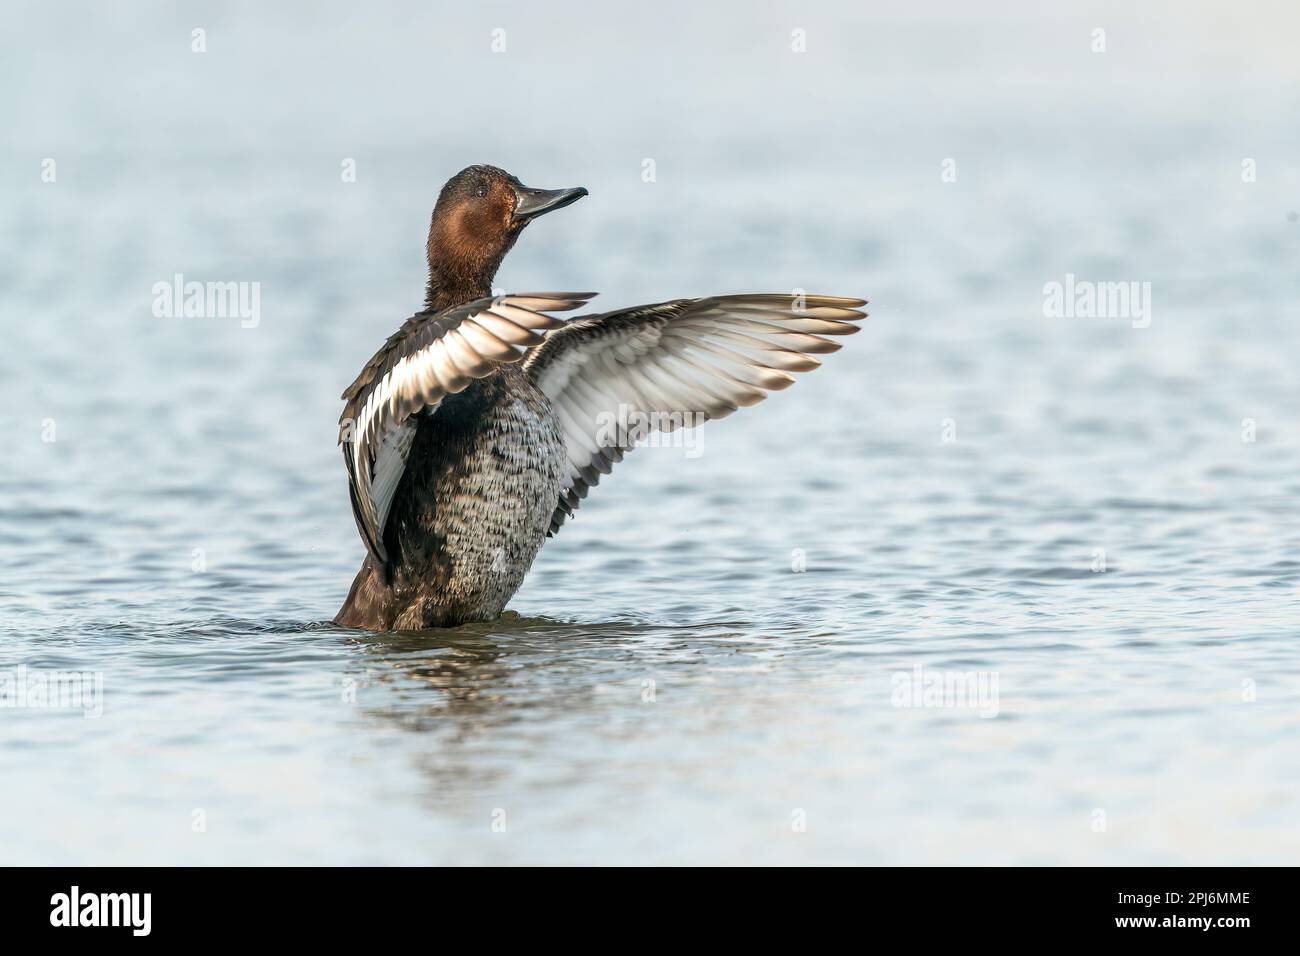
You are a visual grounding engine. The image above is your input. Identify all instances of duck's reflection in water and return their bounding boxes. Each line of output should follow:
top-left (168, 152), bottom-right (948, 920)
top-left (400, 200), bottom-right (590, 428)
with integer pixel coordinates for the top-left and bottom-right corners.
top-left (335, 613), bottom-right (768, 802)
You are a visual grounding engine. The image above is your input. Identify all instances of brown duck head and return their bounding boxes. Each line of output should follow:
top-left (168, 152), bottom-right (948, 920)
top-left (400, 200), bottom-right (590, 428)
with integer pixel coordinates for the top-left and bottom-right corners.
top-left (423, 164), bottom-right (587, 311)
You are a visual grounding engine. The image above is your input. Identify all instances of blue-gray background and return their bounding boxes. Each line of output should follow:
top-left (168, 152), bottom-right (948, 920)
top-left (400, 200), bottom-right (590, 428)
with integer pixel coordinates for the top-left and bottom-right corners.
top-left (2, 1), bottom-right (1298, 863)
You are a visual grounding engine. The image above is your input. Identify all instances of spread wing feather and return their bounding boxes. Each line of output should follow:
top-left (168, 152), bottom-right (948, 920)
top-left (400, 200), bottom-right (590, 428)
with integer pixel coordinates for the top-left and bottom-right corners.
top-left (340, 292), bottom-right (596, 565)
top-left (522, 293), bottom-right (867, 536)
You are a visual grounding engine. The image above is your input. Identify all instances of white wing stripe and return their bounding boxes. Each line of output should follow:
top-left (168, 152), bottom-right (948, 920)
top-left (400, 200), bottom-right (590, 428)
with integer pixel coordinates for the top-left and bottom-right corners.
top-left (458, 319), bottom-right (522, 361)
top-left (490, 303), bottom-right (562, 329)
top-left (476, 314), bottom-right (546, 346)
top-left (369, 420), bottom-right (417, 537)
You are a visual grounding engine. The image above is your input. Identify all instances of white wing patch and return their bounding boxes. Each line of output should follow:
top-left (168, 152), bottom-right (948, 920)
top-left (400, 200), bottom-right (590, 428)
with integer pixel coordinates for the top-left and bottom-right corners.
top-left (367, 419), bottom-right (417, 547)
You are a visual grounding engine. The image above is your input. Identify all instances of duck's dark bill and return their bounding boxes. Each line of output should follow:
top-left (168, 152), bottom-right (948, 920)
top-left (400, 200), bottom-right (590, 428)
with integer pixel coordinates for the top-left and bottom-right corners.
top-left (512, 185), bottom-right (588, 221)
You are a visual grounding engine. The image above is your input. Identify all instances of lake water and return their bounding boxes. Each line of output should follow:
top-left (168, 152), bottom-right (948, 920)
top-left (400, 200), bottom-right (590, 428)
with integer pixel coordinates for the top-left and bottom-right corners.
top-left (3, 1), bottom-right (1299, 864)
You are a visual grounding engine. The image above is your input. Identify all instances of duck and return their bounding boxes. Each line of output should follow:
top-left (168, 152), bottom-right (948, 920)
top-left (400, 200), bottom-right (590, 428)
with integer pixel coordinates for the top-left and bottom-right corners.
top-left (334, 165), bottom-right (866, 630)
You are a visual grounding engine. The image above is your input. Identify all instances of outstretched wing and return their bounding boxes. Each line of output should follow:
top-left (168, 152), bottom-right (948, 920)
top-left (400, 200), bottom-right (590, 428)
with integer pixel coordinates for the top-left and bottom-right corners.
top-left (522, 293), bottom-right (867, 536)
top-left (341, 292), bottom-right (597, 565)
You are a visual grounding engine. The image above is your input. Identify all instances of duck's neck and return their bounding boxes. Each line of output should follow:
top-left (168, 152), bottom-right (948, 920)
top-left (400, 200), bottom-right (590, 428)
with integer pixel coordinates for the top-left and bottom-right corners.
top-left (424, 229), bottom-right (511, 313)
top-left (423, 267), bottom-right (494, 313)
top-left (424, 215), bottom-right (521, 313)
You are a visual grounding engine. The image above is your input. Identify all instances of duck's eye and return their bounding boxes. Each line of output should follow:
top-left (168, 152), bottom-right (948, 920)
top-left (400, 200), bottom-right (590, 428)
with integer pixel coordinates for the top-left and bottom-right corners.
top-left (475, 186), bottom-right (488, 199)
